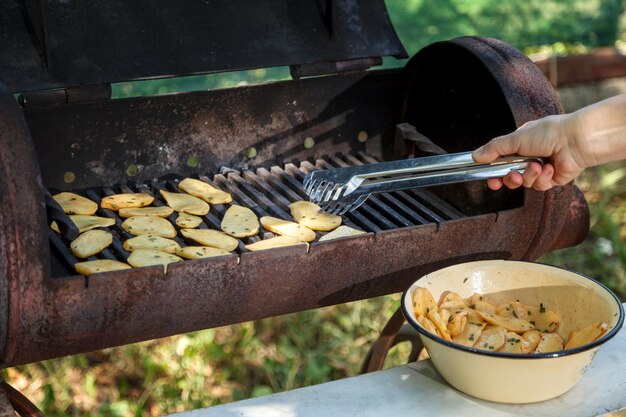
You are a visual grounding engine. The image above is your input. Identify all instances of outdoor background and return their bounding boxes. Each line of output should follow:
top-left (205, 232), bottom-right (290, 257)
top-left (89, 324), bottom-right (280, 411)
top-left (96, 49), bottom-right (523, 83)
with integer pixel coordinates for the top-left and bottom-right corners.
top-left (4, 1), bottom-right (626, 416)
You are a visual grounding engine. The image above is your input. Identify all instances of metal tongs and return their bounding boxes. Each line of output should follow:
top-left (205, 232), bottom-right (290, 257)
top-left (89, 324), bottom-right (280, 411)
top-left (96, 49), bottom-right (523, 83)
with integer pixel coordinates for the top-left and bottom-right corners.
top-left (303, 152), bottom-right (543, 215)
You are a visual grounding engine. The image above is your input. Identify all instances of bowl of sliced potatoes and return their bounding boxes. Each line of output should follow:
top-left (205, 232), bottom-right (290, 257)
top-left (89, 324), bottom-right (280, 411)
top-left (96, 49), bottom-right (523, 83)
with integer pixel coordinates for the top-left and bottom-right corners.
top-left (401, 260), bottom-right (624, 403)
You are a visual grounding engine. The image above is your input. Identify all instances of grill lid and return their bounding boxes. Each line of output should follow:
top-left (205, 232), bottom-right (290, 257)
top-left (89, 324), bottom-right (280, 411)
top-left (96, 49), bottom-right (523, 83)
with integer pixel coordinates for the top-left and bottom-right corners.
top-left (0, 0), bottom-right (407, 93)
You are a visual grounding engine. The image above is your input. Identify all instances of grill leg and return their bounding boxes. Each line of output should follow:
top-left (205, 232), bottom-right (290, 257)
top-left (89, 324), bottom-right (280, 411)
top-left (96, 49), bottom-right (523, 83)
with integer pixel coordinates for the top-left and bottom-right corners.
top-left (0, 381), bottom-right (44, 417)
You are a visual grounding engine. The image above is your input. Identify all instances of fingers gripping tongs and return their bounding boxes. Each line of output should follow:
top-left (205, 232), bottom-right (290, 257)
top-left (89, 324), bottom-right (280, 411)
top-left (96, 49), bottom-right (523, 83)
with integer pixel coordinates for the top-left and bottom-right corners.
top-left (303, 152), bottom-right (542, 215)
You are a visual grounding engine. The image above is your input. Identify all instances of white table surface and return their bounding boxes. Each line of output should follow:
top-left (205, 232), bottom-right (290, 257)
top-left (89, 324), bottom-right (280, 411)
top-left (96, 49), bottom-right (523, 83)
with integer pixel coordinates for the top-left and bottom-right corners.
top-left (171, 304), bottom-right (626, 417)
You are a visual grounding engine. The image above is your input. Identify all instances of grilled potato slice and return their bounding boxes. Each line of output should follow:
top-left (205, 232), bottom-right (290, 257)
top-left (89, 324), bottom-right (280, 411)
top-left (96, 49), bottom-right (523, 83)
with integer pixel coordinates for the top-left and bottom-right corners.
top-left (535, 333), bottom-right (564, 353)
top-left (122, 235), bottom-right (181, 253)
top-left (118, 206), bottom-right (174, 218)
top-left (565, 322), bottom-right (609, 350)
top-left (289, 201), bottom-right (342, 231)
top-left (244, 236), bottom-right (307, 251)
top-left (178, 178), bottom-right (232, 204)
top-left (75, 259), bottom-right (131, 275)
top-left (53, 192), bottom-right (98, 215)
top-left (70, 229), bottom-right (113, 258)
top-left (160, 190), bottom-right (209, 215)
top-left (477, 311), bottom-right (535, 333)
top-left (177, 246), bottom-right (231, 260)
top-left (51, 215), bottom-right (116, 234)
top-left (176, 212), bottom-right (203, 229)
top-left (127, 249), bottom-right (183, 268)
top-left (260, 216), bottom-right (316, 242)
top-left (473, 326), bottom-right (507, 352)
top-left (101, 193), bottom-right (154, 210)
top-left (180, 229), bottom-right (238, 251)
top-left (122, 216), bottom-right (177, 238)
top-left (318, 225), bottom-right (365, 242)
top-left (221, 205), bottom-right (259, 238)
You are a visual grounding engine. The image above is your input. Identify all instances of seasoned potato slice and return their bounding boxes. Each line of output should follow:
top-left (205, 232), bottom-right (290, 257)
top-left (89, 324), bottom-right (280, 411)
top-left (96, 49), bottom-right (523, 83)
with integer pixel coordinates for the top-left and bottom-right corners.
top-left (318, 225), bottom-right (365, 242)
top-left (289, 201), bottom-right (342, 231)
top-left (101, 193), bottom-right (154, 210)
top-left (467, 293), bottom-right (498, 314)
top-left (417, 315), bottom-right (439, 337)
top-left (478, 311), bottom-right (535, 333)
top-left (452, 312), bottom-right (487, 347)
top-left (177, 246), bottom-right (231, 260)
top-left (127, 249), bottom-right (183, 268)
top-left (496, 301), bottom-right (529, 319)
top-left (427, 308), bottom-right (452, 341)
top-left (221, 205), bottom-right (259, 238)
top-left (535, 333), bottom-right (564, 353)
top-left (176, 212), bottom-right (203, 229)
top-left (565, 322), bottom-right (609, 350)
top-left (122, 216), bottom-right (177, 238)
top-left (160, 190), bottom-right (209, 215)
top-left (118, 206), bottom-right (174, 218)
top-left (499, 331), bottom-right (526, 354)
top-left (178, 178), bottom-right (232, 204)
top-left (473, 326), bottom-right (507, 352)
top-left (70, 230), bottom-right (113, 258)
top-left (180, 229), bottom-right (238, 252)
top-left (53, 192), bottom-right (98, 215)
top-left (123, 235), bottom-right (181, 253)
top-left (439, 291), bottom-right (468, 311)
top-left (75, 259), bottom-right (131, 275)
top-left (51, 215), bottom-right (116, 234)
top-left (521, 330), bottom-right (543, 353)
top-left (447, 310), bottom-right (469, 337)
top-left (260, 216), bottom-right (316, 242)
top-left (526, 305), bottom-right (561, 333)
top-left (412, 287), bottom-right (438, 317)
top-left (244, 236), bottom-right (307, 251)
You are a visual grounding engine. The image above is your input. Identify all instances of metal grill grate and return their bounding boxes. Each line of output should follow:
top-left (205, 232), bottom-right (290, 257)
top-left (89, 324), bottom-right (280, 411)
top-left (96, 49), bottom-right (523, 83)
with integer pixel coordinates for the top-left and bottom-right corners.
top-left (47, 152), bottom-right (465, 277)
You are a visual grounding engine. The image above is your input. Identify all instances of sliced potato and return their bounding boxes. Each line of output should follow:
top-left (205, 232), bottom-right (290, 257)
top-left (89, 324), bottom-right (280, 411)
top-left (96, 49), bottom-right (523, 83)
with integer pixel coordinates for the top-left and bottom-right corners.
top-left (289, 201), bottom-right (342, 231)
top-left (499, 331), bottom-right (526, 354)
top-left (75, 259), bottom-right (131, 275)
top-left (160, 189), bottom-right (209, 215)
top-left (178, 178), bottom-right (232, 204)
top-left (535, 333), bottom-right (564, 353)
top-left (53, 192), bottom-right (98, 215)
top-left (452, 312), bottom-right (487, 347)
top-left (122, 216), bottom-right (177, 238)
top-left (180, 228), bottom-right (238, 251)
top-left (51, 215), bottom-right (116, 234)
top-left (127, 249), bottom-right (183, 268)
top-left (565, 322), bottom-right (609, 350)
top-left (176, 212), bottom-right (203, 229)
top-left (260, 216), bottom-right (316, 242)
top-left (521, 330), bottom-right (543, 353)
top-left (447, 310), bottom-right (469, 337)
top-left (478, 311), bottom-right (535, 333)
top-left (118, 206), bottom-right (174, 218)
top-left (427, 308), bottom-right (452, 341)
top-left (438, 291), bottom-right (468, 311)
top-left (101, 193), bottom-right (154, 210)
top-left (244, 236), bottom-right (307, 251)
top-left (412, 287), bottom-right (438, 317)
top-left (221, 205), bottom-right (259, 238)
top-left (70, 230), bottom-right (113, 258)
top-left (123, 235), bottom-right (181, 253)
top-left (473, 326), bottom-right (507, 352)
top-left (526, 305), bottom-right (561, 333)
top-left (318, 225), bottom-right (365, 242)
top-left (177, 246), bottom-right (231, 260)
top-left (417, 315), bottom-right (439, 337)
top-left (496, 301), bottom-right (529, 319)
top-left (467, 293), bottom-right (498, 314)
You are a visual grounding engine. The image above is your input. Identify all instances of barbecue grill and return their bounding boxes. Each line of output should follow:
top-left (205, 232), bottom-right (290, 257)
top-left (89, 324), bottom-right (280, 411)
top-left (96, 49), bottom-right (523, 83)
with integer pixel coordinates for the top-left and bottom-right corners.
top-left (0, 0), bottom-right (589, 413)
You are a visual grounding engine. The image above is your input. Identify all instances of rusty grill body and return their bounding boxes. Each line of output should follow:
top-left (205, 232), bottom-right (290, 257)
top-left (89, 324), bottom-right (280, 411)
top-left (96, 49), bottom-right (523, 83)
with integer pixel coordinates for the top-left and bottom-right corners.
top-left (0, 1), bottom-right (589, 370)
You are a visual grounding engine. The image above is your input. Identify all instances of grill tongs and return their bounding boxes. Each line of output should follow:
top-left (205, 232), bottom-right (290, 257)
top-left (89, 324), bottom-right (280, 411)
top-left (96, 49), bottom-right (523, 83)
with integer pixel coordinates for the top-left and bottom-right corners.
top-left (303, 151), bottom-right (543, 215)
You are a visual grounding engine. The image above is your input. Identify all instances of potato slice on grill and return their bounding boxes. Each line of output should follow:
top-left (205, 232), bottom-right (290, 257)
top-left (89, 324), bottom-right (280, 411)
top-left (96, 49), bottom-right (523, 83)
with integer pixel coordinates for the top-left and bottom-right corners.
top-left (160, 190), bottom-right (209, 215)
top-left (477, 311), bottom-right (535, 333)
top-left (70, 229), bottom-right (113, 258)
top-left (51, 215), bottom-right (116, 234)
top-left (289, 201), bottom-right (342, 231)
top-left (118, 206), bottom-right (174, 218)
top-left (473, 326), bottom-right (507, 352)
top-left (220, 205), bottom-right (259, 238)
top-left (53, 192), bottom-right (98, 215)
top-left (176, 212), bottom-right (203, 229)
top-left (122, 216), bottom-right (177, 238)
top-left (101, 193), bottom-right (154, 211)
top-left (535, 333), bottom-right (564, 353)
top-left (565, 322), bottom-right (609, 350)
top-left (244, 236), bottom-right (307, 251)
top-left (127, 249), bottom-right (183, 268)
top-left (260, 216), bottom-right (316, 242)
top-left (180, 229), bottom-right (238, 252)
top-left (178, 178), bottom-right (232, 204)
top-left (75, 259), bottom-right (131, 275)
top-left (122, 235), bottom-right (181, 254)
top-left (177, 246), bottom-right (231, 260)
top-left (318, 225), bottom-right (365, 242)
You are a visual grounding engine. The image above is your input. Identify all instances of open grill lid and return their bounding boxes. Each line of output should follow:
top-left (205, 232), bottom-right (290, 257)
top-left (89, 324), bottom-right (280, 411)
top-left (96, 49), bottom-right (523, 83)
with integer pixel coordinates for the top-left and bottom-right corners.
top-left (0, 0), bottom-right (407, 94)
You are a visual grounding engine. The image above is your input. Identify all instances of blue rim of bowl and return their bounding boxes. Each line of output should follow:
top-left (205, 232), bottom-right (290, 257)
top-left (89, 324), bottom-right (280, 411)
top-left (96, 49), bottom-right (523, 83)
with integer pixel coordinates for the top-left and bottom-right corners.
top-left (401, 260), bottom-right (625, 359)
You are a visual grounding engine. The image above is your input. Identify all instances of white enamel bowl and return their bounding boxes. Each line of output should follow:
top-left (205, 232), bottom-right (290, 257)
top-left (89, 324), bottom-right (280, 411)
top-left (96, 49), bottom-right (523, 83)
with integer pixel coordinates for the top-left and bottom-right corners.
top-left (401, 260), bottom-right (624, 403)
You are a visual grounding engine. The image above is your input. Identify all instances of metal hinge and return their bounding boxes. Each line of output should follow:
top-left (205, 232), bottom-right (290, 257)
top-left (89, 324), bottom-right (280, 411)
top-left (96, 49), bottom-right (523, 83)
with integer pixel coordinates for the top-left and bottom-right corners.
top-left (18, 84), bottom-right (111, 108)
